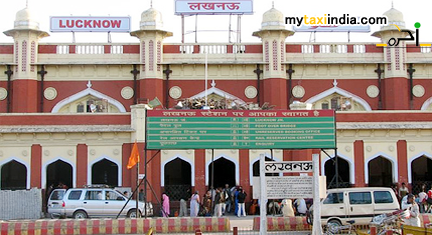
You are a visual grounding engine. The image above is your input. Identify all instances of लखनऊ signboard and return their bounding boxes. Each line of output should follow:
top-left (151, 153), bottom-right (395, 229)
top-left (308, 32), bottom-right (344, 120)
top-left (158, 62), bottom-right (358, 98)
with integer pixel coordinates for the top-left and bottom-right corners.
top-left (50, 16), bottom-right (131, 32)
top-left (175, 0), bottom-right (253, 15)
top-left (146, 110), bottom-right (335, 149)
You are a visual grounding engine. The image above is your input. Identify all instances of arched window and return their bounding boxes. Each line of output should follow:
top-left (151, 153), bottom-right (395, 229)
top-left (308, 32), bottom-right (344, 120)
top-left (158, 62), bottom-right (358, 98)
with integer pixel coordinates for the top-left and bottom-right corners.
top-left (1, 160), bottom-right (27, 190)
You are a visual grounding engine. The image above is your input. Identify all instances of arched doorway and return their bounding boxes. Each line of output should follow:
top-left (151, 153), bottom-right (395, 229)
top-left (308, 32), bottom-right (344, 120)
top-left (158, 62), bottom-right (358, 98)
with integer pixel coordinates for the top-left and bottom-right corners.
top-left (1, 160), bottom-right (27, 190)
top-left (46, 160), bottom-right (73, 189)
top-left (368, 156), bottom-right (393, 187)
top-left (164, 158), bottom-right (192, 201)
top-left (411, 156), bottom-right (432, 194)
top-left (92, 159), bottom-right (119, 187)
top-left (324, 156), bottom-right (350, 188)
top-left (208, 157), bottom-right (235, 189)
top-left (252, 157), bottom-right (279, 177)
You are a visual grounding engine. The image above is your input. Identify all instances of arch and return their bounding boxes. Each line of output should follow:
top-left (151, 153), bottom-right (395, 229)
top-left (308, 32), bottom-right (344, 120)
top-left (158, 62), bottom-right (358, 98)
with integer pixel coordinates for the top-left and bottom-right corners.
top-left (421, 97), bottom-right (432, 110)
top-left (305, 86), bottom-right (372, 111)
top-left (161, 155), bottom-right (195, 187)
top-left (42, 157), bottom-right (76, 189)
top-left (205, 155), bottom-right (239, 187)
top-left (321, 153), bottom-right (355, 184)
top-left (364, 153), bottom-right (398, 185)
top-left (249, 154), bottom-right (282, 185)
top-left (190, 87), bottom-right (246, 104)
top-left (407, 152), bottom-right (432, 184)
top-left (88, 156), bottom-right (122, 187)
top-left (0, 157), bottom-right (30, 189)
top-left (51, 86), bottom-right (126, 113)
top-left (163, 158), bottom-right (192, 201)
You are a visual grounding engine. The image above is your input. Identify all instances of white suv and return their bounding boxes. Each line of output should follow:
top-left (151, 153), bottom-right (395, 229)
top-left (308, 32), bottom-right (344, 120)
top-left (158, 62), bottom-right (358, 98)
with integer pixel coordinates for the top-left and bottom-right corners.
top-left (47, 187), bottom-right (153, 219)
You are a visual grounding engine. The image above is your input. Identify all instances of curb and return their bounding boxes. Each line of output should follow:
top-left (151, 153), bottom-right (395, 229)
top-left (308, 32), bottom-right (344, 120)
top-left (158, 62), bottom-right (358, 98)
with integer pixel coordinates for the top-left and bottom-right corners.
top-left (0, 217), bottom-right (230, 235)
top-left (252, 216), bottom-right (311, 231)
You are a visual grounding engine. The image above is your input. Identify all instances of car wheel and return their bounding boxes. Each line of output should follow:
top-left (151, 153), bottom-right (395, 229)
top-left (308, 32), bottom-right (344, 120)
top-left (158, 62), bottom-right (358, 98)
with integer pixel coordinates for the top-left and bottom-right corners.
top-left (127, 209), bottom-right (141, 218)
top-left (326, 220), bottom-right (341, 234)
top-left (73, 210), bottom-right (88, 219)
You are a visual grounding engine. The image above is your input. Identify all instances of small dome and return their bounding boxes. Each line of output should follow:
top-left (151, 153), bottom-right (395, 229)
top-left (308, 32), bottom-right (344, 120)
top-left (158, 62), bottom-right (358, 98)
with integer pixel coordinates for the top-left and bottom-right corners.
top-left (261, 8), bottom-right (285, 30)
top-left (140, 8), bottom-right (163, 30)
top-left (384, 8), bottom-right (404, 23)
top-left (14, 7), bottom-right (39, 30)
top-left (380, 7), bottom-right (406, 31)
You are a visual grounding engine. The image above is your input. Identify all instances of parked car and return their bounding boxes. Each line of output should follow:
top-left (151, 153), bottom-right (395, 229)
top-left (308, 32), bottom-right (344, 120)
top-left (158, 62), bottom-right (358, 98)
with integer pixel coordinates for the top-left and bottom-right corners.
top-left (47, 187), bottom-right (153, 219)
top-left (314, 187), bottom-right (400, 226)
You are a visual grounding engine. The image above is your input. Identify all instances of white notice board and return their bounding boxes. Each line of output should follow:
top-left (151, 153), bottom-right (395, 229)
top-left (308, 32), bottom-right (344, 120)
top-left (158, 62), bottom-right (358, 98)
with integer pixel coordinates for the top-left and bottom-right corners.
top-left (253, 176), bottom-right (326, 199)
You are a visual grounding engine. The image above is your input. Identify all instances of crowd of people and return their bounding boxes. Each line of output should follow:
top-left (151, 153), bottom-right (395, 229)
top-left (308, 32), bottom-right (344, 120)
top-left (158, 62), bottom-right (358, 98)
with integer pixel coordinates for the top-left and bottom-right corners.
top-left (390, 182), bottom-right (432, 227)
top-left (156, 184), bottom-right (313, 218)
top-left (157, 184), bottom-right (251, 217)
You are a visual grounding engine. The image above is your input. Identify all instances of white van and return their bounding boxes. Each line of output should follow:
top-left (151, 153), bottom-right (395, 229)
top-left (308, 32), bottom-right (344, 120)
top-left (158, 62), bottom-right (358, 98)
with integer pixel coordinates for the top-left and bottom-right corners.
top-left (47, 187), bottom-right (153, 219)
top-left (319, 187), bottom-right (400, 226)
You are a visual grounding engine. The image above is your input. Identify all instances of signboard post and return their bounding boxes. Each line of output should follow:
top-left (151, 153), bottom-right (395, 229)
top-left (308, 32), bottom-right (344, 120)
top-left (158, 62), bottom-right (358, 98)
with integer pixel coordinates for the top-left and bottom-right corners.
top-left (259, 154), bottom-right (267, 235)
top-left (312, 153), bottom-right (323, 235)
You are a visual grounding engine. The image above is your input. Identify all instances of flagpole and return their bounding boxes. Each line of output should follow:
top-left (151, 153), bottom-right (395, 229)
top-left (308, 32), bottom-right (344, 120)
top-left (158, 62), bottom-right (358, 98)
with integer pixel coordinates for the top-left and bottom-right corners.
top-left (136, 142), bottom-right (140, 217)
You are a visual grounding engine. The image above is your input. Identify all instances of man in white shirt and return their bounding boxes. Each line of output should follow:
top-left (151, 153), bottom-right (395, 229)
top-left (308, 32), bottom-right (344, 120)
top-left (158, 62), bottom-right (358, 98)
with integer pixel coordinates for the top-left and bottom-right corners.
top-left (404, 194), bottom-right (421, 227)
top-left (294, 198), bottom-right (307, 216)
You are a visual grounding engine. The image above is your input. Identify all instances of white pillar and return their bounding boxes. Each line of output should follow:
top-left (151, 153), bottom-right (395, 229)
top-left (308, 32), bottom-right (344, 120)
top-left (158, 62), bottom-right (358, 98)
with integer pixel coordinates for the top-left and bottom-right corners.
top-left (312, 153), bottom-right (323, 235)
top-left (259, 153), bottom-right (267, 235)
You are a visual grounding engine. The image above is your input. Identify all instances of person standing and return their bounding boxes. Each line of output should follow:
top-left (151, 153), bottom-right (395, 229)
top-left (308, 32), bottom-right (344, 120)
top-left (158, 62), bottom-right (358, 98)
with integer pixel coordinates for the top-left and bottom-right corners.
top-left (202, 191), bottom-right (212, 216)
top-left (190, 191), bottom-right (200, 217)
top-left (399, 183), bottom-right (409, 202)
top-left (161, 192), bottom-right (170, 217)
top-left (404, 194), bottom-right (421, 227)
top-left (294, 198), bottom-right (307, 216)
top-left (138, 189), bottom-right (144, 201)
top-left (234, 186), bottom-right (241, 215)
top-left (214, 188), bottom-right (222, 217)
top-left (281, 199), bottom-right (295, 217)
top-left (223, 184), bottom-right (232, 214)
top-left (237, 188), bottom-right (247, 217)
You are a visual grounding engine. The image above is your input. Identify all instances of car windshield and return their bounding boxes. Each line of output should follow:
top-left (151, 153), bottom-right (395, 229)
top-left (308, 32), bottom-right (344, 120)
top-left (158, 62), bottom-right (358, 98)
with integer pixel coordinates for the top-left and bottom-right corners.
top-left (50, 190), bottom-right (65, 200)
top-left (107, 190), bottom-right (125, 201)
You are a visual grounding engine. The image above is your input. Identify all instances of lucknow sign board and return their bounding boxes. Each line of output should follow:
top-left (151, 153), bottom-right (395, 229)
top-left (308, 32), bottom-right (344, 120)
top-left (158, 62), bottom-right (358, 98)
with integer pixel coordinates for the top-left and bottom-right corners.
top-left (265, 161), bottom-right (313, 173)
top-left (50, 16), bottom-right (131, 32)
top-left (175, 0), bottom-right (253, 15)
top-left (146, 110), bottom-right (336, 149)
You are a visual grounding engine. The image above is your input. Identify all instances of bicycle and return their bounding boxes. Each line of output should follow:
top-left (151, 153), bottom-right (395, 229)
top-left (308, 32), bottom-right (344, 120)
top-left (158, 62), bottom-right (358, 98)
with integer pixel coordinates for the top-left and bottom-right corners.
top-left (369, 209), bottom-right (409, 235)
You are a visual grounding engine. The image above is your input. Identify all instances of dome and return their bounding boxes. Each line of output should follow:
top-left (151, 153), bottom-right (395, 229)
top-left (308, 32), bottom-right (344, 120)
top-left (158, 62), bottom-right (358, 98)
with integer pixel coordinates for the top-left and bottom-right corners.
top-left (384, 8), bottom-right (404, 23)
top-left (261, 8), bottom-right (285, 30)
top-left (140, 8), bottom-right (163, 30)
top-left (14, 7), bottom-right (39, 30)
top-left (379, 7), bottom-right (406, 31)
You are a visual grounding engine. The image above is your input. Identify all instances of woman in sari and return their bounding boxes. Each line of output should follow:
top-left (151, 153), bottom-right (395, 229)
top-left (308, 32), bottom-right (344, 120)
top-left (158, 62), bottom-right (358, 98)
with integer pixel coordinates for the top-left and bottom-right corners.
top-left (190, 191), bottom-right (200, 217)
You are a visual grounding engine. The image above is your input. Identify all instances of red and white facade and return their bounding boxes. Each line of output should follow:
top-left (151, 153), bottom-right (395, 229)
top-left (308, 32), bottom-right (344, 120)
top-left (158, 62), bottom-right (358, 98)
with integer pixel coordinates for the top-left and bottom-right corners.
top-left (0, 5), bottom-right (432, 204)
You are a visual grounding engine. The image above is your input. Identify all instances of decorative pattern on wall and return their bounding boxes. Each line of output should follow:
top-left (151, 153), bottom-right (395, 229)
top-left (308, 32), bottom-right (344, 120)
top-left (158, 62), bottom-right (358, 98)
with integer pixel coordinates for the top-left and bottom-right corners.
top-left (30, 41), bottom-right (35, 72)
top-left (141, 41), bottom-right (145, 71)
top-left (22, 41), bottom-right (28, 72)
top-left (272, 40), bottom-right (278, 71)
top-left (157, 41), bottom-right (161, 72)
top-left (265, 41), bottom-right (269, 71)
top-left (149, 40), bottom-right (154, 71)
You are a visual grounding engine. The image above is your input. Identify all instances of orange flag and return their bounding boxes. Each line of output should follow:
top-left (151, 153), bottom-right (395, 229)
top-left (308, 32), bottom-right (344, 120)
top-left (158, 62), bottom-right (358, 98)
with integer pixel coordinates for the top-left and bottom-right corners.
top-left (127, 142), bottom-right (140, 169)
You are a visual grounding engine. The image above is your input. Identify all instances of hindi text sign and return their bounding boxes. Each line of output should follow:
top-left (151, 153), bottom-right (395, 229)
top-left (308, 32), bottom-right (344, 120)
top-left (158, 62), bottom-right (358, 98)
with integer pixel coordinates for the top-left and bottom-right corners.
top-left (146, 110), bottom-right (336, 150)
top-left (265, 161), bottom-right (313, 173)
